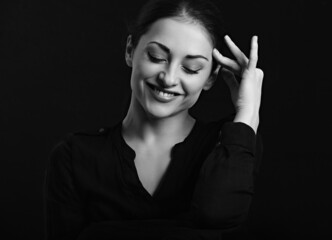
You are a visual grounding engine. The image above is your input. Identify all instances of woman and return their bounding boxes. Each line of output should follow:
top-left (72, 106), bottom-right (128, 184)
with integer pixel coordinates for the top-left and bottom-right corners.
top-left (44, 0), bottom-right (264, 239)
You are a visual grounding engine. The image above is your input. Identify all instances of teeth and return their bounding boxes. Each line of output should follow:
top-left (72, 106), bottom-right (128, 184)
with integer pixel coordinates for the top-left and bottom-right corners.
top-left (154, 88), bottom-right (175, 97)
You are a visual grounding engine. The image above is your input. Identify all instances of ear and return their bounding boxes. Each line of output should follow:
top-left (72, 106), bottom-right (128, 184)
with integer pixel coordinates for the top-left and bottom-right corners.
top-left (203, 64), bottom-right (221, 90)
top-left (125, 35), bottom-right (134, 67)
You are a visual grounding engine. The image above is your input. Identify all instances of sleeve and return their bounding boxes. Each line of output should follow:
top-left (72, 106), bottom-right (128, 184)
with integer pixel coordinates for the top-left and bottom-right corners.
top-left (187, 121), bottom-right (263, 230)
top-left (44, 135), bottom-right (88, 240)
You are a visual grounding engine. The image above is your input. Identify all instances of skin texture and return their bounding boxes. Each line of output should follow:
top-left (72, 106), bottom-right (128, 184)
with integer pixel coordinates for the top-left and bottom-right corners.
top-left (125, 18), bottom-right (216, 122)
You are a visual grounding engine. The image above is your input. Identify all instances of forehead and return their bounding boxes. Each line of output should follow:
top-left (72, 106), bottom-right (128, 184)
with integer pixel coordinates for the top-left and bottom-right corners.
top-left (138, 18), bottom-right (214, 56)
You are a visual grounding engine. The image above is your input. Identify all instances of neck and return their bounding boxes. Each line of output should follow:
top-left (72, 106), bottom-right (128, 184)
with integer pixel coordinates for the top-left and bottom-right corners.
top-left (122, 95), bottom-right (195, 145)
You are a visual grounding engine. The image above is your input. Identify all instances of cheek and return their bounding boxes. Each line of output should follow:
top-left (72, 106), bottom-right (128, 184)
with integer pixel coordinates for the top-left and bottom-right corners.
top-left (132, 54), bottom-right (159, 80)
top-left (130, 59), bottom-right (159, 94)
top-left (180, 77), bottom-right (206, 108)
top-left (182, 74), bottom-right (210, 95)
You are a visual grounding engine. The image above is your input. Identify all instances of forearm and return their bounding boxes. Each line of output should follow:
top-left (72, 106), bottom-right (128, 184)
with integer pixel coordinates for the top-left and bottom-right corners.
top-left (186, 122), bottom-right (259, 230)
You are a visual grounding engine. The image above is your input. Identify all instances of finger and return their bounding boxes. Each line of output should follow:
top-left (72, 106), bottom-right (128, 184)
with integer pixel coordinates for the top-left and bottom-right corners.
top-left (224, 35), bottom-right (249, 67)
top-left (214, 64), bottom-right (221, 74)
top-left (213, 49), bottom-right (242, 75)
top-left (248, 36), bottom-right (258, 70)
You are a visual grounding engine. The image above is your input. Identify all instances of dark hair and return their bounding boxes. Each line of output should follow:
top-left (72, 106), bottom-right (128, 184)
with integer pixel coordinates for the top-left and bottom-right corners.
top-left (127, 0), bottom-right (226, 71)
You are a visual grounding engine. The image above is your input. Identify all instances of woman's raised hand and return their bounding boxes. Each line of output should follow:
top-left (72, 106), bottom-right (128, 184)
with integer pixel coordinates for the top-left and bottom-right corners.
top-left (212, 35), bottom-right (264, 133)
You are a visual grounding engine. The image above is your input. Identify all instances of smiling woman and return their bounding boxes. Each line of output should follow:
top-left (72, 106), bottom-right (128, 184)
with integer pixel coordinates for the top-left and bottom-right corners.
top-left (125, 17), bottom-right (215, 119)
top-left (44, 0), bottom-right (264, 239)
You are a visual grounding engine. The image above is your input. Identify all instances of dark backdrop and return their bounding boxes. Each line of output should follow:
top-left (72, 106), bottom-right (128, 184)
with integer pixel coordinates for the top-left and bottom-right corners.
top-left (1, 0), bottom-right (330, 239)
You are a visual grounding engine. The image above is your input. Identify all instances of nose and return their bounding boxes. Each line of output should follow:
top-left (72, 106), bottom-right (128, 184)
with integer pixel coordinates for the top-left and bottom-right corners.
top-left (157, 70), bottom-right (178, 88)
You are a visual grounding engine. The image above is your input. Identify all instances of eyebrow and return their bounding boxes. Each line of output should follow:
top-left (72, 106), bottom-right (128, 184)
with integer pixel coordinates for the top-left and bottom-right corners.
top-left (148, 41), bottom-right (209, 61)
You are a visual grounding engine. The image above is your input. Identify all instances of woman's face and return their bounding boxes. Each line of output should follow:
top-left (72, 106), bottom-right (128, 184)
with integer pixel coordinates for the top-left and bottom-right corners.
top-left (126, 17), bottom-right (216, 119)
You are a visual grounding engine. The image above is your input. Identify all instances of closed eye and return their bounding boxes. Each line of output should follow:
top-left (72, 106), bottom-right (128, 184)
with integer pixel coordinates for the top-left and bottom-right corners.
top-left (147, 52), bottom-right (166, 63)
top-left (182, 66), bottom-right (200, 75)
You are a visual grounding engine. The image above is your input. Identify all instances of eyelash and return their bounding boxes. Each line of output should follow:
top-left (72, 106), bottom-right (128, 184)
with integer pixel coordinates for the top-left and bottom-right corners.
top-left (148, 52), bottom-right (165, 63)
top-left (147, 52), bottom-right (199, 75)
top-left (183, 67), bottom-right (199, 75)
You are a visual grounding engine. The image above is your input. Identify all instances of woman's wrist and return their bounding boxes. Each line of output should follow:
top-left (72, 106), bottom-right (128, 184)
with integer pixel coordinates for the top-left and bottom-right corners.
top-left (233, 109), bottom-right (259, 134)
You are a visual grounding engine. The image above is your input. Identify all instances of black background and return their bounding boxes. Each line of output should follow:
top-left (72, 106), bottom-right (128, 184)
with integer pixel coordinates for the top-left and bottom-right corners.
top-left (1, 0), bottom-right (330, 239)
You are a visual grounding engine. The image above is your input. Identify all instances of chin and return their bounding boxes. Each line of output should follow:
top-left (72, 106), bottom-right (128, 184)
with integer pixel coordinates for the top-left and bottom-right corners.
top-left (143, 101), bottom-right (186, 120)
top-left (144, 104), bottom-right (176, 119)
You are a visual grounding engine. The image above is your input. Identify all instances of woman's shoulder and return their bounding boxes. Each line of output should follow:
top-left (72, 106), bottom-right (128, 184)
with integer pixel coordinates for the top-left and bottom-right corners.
top-left (50, 121), bottom-right (123, 157)
top-left (47, 122), bottom-right (125, 177)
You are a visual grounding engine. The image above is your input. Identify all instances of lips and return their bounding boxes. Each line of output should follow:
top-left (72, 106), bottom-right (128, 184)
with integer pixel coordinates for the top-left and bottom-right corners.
top-left (146, 82), bottom-right (181, 96)
top-left (146, 82), bottom-right (183, 102)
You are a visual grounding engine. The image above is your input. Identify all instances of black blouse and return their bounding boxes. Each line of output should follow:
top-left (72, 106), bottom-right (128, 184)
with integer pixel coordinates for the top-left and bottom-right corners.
top-left (44, 117), bottom-right (262, 240)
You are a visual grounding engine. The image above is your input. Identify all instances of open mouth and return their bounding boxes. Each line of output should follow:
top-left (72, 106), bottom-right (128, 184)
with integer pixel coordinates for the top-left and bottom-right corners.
top-left (146, 82), bottom-right (181, 97)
